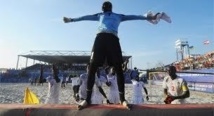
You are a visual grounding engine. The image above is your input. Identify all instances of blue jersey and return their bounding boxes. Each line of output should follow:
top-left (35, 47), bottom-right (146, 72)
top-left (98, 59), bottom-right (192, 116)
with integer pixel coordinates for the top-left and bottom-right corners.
top-left (72, 12), bottom-right (147, 36)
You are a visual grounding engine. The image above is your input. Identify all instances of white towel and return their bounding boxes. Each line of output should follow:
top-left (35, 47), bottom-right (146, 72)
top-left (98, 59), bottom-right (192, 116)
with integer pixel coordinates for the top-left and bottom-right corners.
top-left (144, 11), bottom-right (172, 24)
top-left (144, 11), bottom-right (159, 24)
top-left (160, 12), bottom-right (172, 23)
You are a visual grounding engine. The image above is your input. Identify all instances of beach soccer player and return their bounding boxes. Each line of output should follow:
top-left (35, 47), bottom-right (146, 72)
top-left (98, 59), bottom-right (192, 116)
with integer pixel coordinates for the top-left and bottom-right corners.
top-left (78, 64), bottom-right (110, 104)
top-left (163, 66), bottom-right (190, 104)
top-left (63, 1), bottom-right (171, 110)
top-left (91, 68), bottom-right (111, 104)
top-left (45, 64), bottom-right (61, 104)
top-left (107, 67), bottom-right (120, 104)
top-left (77, 65), bottom-right (90, 101)
top-left (70, 75), bottom-right (80, 102)
top-left (131, 75), bottom-right (149, 104)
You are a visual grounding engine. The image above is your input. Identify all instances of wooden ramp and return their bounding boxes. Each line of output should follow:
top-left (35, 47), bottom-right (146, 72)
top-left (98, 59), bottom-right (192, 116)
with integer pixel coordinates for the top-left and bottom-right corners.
top-left (0, 104), bottom-right (213, 116)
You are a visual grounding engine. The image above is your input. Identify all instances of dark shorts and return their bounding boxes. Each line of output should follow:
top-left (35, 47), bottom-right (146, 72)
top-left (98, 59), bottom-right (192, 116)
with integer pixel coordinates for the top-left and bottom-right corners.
top-left (90, 33), bottom-right (123, 66)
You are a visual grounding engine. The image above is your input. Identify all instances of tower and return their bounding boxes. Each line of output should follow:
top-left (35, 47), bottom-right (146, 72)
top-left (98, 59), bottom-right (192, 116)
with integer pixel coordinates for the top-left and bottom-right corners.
top-left (175, 39), bottom-right (190, 61)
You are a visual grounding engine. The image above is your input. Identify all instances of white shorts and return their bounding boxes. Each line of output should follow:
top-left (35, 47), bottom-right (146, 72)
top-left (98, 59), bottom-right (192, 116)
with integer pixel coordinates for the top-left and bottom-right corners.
top-left (132, 96), bottom-right (144, 104)
top-left (45, 83), bottom-right (61, 104)
top-left (91, 92), bottom-right (104, 104)
top-left (79, 90), bottom-right (87, 100)
top-left (108, 90), bottom-right (120, 104)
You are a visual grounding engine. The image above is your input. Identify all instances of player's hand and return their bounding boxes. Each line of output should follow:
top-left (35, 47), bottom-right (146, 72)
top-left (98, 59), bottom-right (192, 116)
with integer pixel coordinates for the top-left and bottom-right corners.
top-left (145, 11), bottom-right (154, 20)
top-left (63, 17), bottom-right (73, 23)
top-left (106, 81), bottom-right (111, 86)
top-left (164, 95), bottom-right (175, 104)
top-left (146, 95), bottom-right (149, 101)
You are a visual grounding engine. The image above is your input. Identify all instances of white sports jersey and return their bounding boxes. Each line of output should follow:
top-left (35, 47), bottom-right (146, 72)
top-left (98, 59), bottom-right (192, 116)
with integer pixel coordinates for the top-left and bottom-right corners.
top-left (107, 74), bottom-right (119, 92)
top-left (70, 77), bottom-right (79, 86)
top-left (162, 76), bottom-right (187, 104)
top-left (98, 75), bottom-right (108, 85)
top-left (45, 77), bottom-right (61, 104)
top-left (78, 73), bottom-right (102, 102)
top-left (107, 74), bottom-right (120, 104)
top-left (131, 79), bottom-right (145, 104)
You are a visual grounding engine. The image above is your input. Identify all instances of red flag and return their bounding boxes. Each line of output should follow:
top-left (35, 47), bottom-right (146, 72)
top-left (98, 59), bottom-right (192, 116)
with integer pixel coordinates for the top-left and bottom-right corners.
top-left (203, 40), bottom-right (210, 45)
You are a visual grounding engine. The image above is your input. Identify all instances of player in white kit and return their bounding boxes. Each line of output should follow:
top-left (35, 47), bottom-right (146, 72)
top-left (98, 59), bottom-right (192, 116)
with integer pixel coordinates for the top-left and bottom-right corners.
top-left (78, 64), bottom-right (110, 104)
top-left (78, 65), bottom-right (91, 100)
top-left (70, 75), bottom-right (80, 101)
top-left (107, 67), bottom-right (120, 104)
top-left (131, 76), bottom-right (149, 104)
top-left (45, 65), bottom-right (61, 104)
top-left (162, 66), bottom-right (190, 104)
top-left (91, 68), bottom-right (111, 104)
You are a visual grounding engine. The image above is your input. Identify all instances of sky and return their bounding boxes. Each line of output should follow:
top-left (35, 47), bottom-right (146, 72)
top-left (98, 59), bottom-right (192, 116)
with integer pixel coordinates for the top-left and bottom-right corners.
top-left (0, 0), bottom-right (213, 69)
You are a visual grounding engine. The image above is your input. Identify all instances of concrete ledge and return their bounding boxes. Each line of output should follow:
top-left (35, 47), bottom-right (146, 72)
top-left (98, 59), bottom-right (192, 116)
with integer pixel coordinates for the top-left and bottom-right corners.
top-left (0, 104), bottom-right (213, 116)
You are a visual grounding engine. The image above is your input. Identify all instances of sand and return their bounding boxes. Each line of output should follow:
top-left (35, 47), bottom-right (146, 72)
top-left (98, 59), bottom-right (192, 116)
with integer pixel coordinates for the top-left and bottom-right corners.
top-left (0, 83), bottom-right (213, 104)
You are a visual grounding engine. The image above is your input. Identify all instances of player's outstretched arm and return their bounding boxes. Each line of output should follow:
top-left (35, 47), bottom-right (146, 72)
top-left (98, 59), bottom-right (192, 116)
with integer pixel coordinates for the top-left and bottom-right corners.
top-left (63, 14), bottom-right (100, 23)
top-left (120, 14), bottom-right (148, 22)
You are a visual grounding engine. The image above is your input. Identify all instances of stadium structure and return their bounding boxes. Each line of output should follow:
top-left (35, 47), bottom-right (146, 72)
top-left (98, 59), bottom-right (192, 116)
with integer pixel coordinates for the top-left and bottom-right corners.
top-left (16, 50), bottom-right (132, 70)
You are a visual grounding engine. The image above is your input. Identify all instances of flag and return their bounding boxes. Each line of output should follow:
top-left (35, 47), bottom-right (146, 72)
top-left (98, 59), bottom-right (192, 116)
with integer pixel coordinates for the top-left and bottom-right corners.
top-left (203, 40), bottom-right (210, 45)
top-left (23, 87), bottom-right (40, 104)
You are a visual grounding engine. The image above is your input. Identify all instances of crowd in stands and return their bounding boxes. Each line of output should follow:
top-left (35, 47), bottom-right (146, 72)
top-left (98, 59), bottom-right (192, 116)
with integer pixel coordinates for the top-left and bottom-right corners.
top-left (0, 69), bottom-right (28, 83)
top-left (174, 51), bottom-right (214, 71)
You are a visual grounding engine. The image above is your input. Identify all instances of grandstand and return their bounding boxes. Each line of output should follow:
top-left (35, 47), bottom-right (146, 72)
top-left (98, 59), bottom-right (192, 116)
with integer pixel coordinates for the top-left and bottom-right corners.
top-left (16, 50), bottom-right (132, 76)
top-left (17, 50), bottom-right (132, 68)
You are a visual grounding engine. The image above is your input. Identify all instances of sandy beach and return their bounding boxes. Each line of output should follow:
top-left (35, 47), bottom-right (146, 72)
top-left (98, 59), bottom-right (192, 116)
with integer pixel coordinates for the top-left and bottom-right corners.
top-left (0, 83), bottom-right (213, 105)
